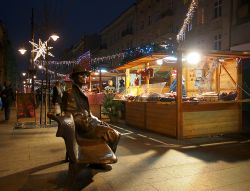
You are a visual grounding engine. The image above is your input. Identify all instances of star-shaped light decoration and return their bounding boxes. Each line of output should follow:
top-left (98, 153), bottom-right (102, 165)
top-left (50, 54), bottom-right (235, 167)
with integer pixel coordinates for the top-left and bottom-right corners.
top-left (29, 39), bottom-right (54, 61)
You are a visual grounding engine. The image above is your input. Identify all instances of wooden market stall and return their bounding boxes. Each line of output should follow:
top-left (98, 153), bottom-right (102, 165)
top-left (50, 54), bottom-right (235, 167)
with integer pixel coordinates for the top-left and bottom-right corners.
top-left (115, 51), bottom-right (250, 139)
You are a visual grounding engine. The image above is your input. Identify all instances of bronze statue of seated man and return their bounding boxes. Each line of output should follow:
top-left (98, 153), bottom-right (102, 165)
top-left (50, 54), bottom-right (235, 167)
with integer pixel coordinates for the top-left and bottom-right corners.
top-left (62, 64), bottom-right (121, 170)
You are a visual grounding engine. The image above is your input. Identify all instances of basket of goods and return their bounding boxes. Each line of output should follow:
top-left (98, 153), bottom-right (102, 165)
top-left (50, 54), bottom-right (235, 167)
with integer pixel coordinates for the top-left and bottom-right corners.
top-left (127, 95), bottom-right (136, 101)
top-left (146, 93), bottom-right (162, 102)
top-left (114, 93), bottom-right (126, 100)
top-left (201, 92), bottom-right (219, 102)
top-left (182, 96), bottom-right (199, 103)
top-left (160, 93), bottom-right (176, 102)
top-left (219, 91), bottom-right (237, 101)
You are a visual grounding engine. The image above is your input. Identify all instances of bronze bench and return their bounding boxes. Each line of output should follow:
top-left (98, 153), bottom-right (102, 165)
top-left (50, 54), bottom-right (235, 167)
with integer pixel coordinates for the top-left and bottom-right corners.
top-left (47, 113), bottom-right (118, 176)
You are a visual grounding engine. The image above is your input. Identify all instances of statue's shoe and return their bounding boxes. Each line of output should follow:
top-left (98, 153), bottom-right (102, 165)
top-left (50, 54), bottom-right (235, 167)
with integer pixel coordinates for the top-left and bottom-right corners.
top-left (88, 164), bottom-right (112, 171)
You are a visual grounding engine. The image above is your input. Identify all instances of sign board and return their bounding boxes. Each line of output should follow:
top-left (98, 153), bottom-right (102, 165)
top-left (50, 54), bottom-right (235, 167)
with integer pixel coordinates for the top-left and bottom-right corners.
top-left (16, 93), bottom-right (36, 119)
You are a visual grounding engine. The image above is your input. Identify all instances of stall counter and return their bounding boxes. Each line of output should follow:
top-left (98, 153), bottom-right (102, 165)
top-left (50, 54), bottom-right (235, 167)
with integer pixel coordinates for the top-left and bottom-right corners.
top-left (125, 100), bottom-right (241, 138)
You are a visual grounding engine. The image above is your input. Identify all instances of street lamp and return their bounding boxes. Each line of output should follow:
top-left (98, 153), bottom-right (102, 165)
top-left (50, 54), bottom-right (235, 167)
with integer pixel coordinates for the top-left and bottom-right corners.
top-left (50, 34), bottom-right (59, 41)
top-left (18, 45), bottom-right (36, 93)
top-left (18, 48), bottom-right (27, 55)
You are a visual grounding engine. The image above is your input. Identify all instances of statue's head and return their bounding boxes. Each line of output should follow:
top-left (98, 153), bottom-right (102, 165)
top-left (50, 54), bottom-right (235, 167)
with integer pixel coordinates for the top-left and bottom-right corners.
top-left (70, 64), bottom-right (90, 85)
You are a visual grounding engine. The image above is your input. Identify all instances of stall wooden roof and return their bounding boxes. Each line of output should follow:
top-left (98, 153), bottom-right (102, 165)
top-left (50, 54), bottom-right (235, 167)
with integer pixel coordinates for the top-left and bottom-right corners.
top-left (89, 71), bottom-right (122, 82)
top-left (115, 53), bottom-right (167, 70)
top-left (115, 50), bottom-right (250, 71)
top-left (187, 50), bottom-right (250, 59)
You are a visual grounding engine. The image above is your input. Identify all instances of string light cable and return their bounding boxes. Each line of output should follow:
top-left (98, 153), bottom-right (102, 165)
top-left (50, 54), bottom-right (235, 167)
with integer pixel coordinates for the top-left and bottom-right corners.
top-left (177, 0), bottom-right (199, 42)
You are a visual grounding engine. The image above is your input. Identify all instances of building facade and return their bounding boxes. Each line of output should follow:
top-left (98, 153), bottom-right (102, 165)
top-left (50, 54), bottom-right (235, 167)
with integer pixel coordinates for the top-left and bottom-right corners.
top-left (60, 34), bottom-right (100, 60)
top-left (231, 0), bottom-right (250, 51)
top-left (0, 21), bottom-right (6, 85)
top-left (97, 0), bottom-right (250, 58)
top-left (0, 21), bottom-right (16, 86)
top-left (178, 0), bottom-right (250, 51)
top-left (98, 0), bottom-right (188, 57)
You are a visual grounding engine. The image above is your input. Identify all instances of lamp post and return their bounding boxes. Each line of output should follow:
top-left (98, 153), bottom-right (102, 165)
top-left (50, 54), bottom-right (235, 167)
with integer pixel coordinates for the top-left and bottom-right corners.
top-left (18, 48), bottom-right (37, 93)
top-left (44, 34), bottom-right (59, 126)
top-left (19, 34), bottom-right (59, 127)
top-left (21, 72), bottom-right (27, 93)
top-left (18, 8), bottom-right (35, 92)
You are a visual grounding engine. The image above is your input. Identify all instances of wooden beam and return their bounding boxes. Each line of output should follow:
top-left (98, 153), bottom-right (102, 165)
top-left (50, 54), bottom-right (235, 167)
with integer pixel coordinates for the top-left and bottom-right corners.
top-left (176, 50), bottom-right (183, 139)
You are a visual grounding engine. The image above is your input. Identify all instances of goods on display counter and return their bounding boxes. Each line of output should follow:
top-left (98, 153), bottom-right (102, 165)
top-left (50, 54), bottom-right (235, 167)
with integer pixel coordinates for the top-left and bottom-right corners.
top-left (114, 51), bottom-right (250, 139)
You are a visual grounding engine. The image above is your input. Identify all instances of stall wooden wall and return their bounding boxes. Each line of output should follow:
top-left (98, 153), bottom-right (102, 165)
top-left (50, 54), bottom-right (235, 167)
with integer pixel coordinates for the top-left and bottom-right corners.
top-left (220, 61), bottom-right (237, 92)
top-left (146, 103), bottom-right (177, 137)
top-left (182, 102), bottom-right (241, 138)
top-left (126, 102), bottom-right (146, 128)
top-left (125, 102), bottom-right (177, 137)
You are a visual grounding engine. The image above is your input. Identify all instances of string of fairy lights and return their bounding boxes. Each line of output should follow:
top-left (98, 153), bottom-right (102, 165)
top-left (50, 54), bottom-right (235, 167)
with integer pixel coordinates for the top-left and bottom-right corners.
top-left (33, 43), bottom-right (175, 78)
top-left (177, 0), bottom-right (198, 42)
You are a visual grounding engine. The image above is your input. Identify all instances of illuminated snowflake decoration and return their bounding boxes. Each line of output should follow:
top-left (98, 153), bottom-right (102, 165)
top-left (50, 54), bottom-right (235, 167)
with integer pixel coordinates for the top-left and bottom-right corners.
top-left (29, 39), bottom-right (54, 61)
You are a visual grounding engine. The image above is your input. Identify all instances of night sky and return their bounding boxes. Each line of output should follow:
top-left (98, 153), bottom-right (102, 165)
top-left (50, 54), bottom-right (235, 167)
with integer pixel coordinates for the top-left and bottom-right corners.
top-left (0, 0), bottom-right (135, 71)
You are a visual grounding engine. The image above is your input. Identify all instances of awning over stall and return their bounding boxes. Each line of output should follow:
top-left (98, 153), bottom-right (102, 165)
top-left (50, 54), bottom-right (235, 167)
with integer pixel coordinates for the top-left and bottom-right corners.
top-left (116, 53), bottom-right (168, 70)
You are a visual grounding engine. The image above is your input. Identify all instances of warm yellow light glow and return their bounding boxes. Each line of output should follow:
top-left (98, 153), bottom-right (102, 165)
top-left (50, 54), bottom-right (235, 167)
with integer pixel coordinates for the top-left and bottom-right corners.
top-left (50, 34), bottom-right (59, 41)
top-left (101, 69), bottom-right (107, 73)
top-left (38, 65), bottom-right (43, 69)
top-left (164, 56), bottom-right (177, 61)
top-left (22, 72), bottom-right (26, 76)
top-left (18, 48), bottom-right (27, 55)
top-left (156, 59), bottom-right (163, 65)
top-left (186, 52), bottom-right (201, 65)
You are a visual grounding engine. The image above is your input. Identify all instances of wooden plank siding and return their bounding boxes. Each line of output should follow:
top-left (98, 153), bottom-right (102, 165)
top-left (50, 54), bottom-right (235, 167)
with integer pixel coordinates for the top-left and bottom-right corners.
top-left (125, 102), bottom-right (146, 128)
top-left (146, 103), bottom-right (177, 137)
top-left (182, 103), bottom-right (241, 138)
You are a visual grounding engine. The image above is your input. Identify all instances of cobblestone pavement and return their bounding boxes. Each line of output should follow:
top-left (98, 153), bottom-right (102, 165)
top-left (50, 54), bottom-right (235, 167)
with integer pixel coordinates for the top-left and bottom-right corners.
top-left (0, 108), bottom-right (250, 191)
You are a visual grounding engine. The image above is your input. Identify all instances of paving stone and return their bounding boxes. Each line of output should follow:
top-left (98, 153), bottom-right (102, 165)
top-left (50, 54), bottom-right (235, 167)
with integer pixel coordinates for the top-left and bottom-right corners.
top-left (0, 108), bottom-right (250, 190)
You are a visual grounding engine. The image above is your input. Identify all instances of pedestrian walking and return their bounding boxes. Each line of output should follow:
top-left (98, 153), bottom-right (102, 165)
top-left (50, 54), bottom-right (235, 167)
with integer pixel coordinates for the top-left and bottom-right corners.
top-left (52, 81), bottom-right (63, 116)
top-left (1, 81), bottom-right (15, 120)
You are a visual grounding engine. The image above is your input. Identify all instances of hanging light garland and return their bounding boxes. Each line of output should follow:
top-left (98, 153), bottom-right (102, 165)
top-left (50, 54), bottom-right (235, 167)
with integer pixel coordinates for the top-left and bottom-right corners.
top-left (33, 43), bottom-right (176, 77)
top-left (92, 53), bottom-right (125, 63)
top-left (177, 0), bottom-right (199, 42)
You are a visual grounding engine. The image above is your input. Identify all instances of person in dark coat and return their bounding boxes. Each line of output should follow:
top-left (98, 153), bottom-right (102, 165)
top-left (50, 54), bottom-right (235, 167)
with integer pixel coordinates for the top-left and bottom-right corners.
top-left (169, 70), bottom-right (186, 96)
top-left (1, 81), bottom-right (15, 120)
top-left (62, 64), bottom-right (121, 170)
top-left (52, 81), bottom-right (63, 115)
